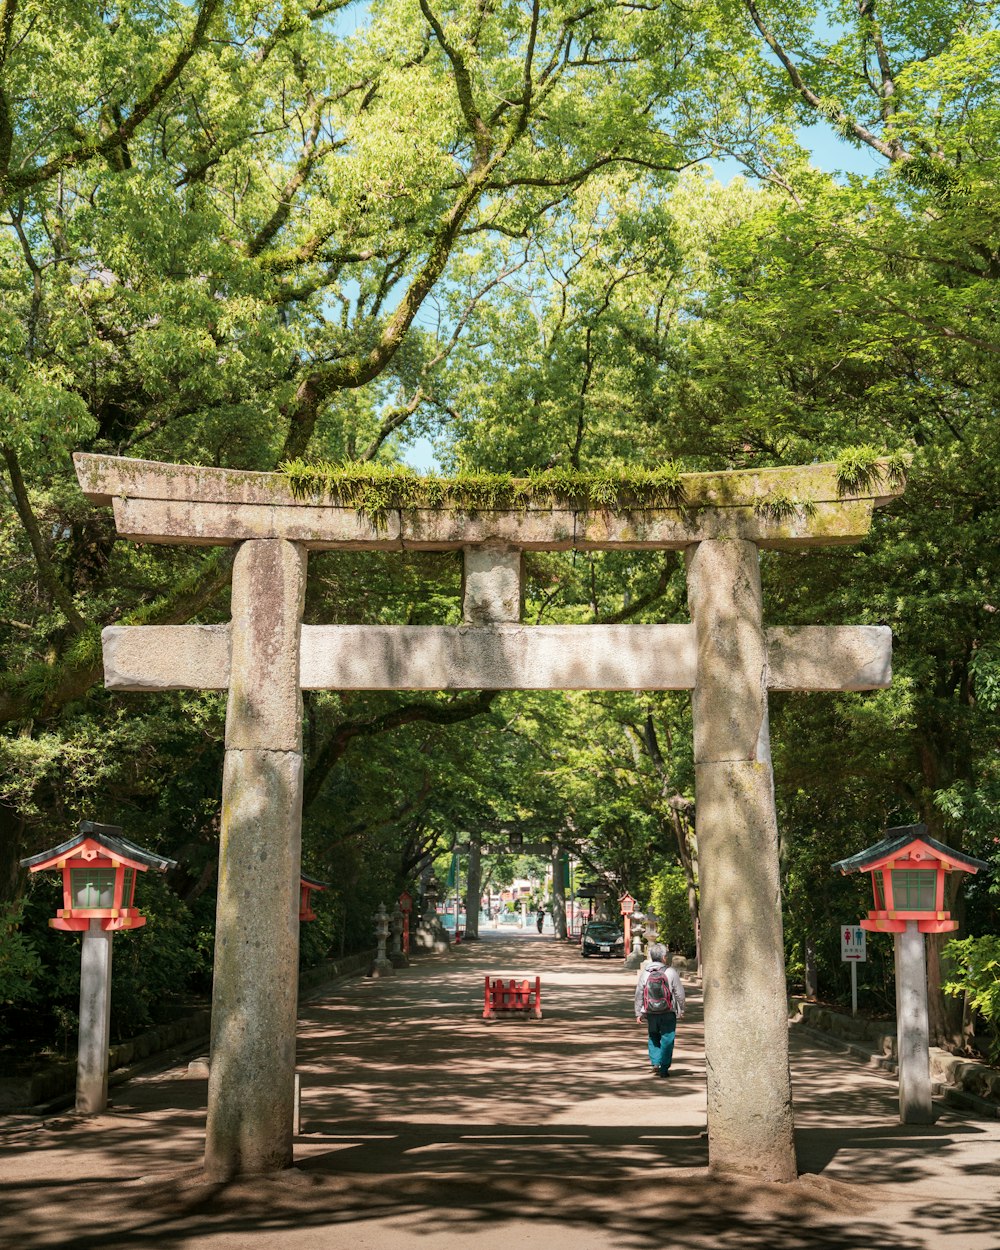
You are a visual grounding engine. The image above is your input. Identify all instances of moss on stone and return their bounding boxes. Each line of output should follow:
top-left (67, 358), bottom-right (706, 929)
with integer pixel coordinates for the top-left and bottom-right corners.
top-left (278, 461), bottom-right (688, 524)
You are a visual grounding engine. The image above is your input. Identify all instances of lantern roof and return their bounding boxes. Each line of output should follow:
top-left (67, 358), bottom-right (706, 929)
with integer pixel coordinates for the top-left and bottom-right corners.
top-left (20, 820), bottom-right (177, 873)
top-left (832, 823), bottom-right (988, 876)
top-left (300, 873), bottom-right (329, 890)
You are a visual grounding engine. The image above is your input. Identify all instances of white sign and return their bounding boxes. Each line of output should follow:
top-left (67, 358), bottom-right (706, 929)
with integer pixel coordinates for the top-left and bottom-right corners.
top-left (841, 924), bottom-right (867, 962)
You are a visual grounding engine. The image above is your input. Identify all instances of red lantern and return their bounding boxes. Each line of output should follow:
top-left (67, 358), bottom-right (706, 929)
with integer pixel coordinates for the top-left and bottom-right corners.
top-left (21, 821), bottom-right (175, 932)
top-left (299, 874), bottom-right (329, 922)
top-left (833, 824), bottom-right (987, 935)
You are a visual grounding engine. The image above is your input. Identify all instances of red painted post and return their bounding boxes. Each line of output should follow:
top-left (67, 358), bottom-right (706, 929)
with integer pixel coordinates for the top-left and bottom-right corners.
top-left (398, 890), bottom-right (413, 955)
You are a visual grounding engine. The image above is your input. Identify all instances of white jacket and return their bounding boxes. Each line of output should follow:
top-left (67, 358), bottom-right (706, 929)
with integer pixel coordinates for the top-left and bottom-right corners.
top-left (634, 961), bottom-right (685, 1019)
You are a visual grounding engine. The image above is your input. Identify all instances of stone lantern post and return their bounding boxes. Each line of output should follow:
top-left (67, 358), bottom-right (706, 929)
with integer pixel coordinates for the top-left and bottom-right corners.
top-left (624, 912), bottom-right (646, 971)
top-left (390, 904), bottom-right (408, 968)
top-left (370, 903), bottom-right (394, 977)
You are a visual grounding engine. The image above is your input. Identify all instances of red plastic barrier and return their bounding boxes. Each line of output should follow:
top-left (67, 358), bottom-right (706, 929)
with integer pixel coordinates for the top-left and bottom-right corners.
top-left (483, 975), bottom-right (542, 1020)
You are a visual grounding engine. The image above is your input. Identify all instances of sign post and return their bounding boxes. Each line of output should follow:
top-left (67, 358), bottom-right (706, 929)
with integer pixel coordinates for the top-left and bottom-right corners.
top-left (840, 923), bottom-right (866, 1016)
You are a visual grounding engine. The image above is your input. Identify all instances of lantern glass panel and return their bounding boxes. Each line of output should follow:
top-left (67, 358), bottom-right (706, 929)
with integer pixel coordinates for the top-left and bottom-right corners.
top-left (873, 873), bottom-right (885, 908)
top-left (122, 867), bottom-right (135, 905)
top-left (71, 868), bottom-right (116, 908)
top-left (891, 869), bottom-right (936, 911)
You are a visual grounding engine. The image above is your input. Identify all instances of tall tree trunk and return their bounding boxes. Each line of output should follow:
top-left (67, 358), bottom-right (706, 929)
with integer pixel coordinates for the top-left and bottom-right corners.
top-left (0, 803), bottom-right (26, 907)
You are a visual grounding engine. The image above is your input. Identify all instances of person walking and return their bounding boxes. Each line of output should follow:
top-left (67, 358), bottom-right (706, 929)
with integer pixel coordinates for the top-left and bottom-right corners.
top-left (634, 943), bottom-right (685, 1077)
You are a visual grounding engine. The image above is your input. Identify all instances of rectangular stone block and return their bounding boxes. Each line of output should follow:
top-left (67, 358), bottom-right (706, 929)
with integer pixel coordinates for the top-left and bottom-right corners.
top-left (462, 547), bottom-right (523, 623)
top-left (112, 498), bottom-right (402, 549)
top-left (766, 625), bottom-right (892, 690)
top-left (687, 539), bottom-right (770, 764)
top-left (695, 758), bottom-right (797, 1181)
top-left (102, 624), bottom-right (230, 690)
top-left (77, 454), bottom-right (904, 552)
top-left (298, 624), bottom-right (698, 691)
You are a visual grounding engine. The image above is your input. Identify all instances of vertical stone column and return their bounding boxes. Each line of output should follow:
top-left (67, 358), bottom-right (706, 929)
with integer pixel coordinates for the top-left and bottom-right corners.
top-left (686, 538), bottom-right (797, 1182)
top-left (894, 923), bottom-right (933, 1123)
top-left (462, 546), bottom-right (523, 624)
top-left (551, 850), bottom-right (567, 939)
top-left (464, 838), bottom-right (482, 940)
top-left (205, 538), bottom-right (307, 1179)
top-left (76, 921), bottom-right (113, 1114)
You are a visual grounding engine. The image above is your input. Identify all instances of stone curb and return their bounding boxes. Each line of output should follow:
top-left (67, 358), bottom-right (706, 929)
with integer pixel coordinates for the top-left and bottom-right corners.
top-left (0, 948), bottom-right (377, 1113)
top-left (789, 998), bottom-right (1000, 1119)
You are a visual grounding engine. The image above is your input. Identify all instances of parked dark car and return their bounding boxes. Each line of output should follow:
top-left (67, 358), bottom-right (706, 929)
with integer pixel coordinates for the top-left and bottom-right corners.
top-left (580, 921), bottom-right (625, 958)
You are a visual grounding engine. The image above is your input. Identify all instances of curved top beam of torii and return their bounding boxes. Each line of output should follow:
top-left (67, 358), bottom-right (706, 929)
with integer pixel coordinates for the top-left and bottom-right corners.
top-left (73, 453), bottom-right (902, 551)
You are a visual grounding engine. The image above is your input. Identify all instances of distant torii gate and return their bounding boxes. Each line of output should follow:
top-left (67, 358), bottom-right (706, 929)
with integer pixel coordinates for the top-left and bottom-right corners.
top-left (74, 453), bottom-right (904, 1183)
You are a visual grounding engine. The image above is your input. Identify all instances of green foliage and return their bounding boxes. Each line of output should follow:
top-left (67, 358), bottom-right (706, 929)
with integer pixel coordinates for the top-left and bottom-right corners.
top-left (0, 900), bottom-right (43, 1020)
top-left (647, 865), bottom-right (695, 955)
top-left (943, 936), bottom-right (1000, 1061)
top-left (103, 872), bottom-right (213, 1039)
top-left (835, 447), bottom-right (909, 497)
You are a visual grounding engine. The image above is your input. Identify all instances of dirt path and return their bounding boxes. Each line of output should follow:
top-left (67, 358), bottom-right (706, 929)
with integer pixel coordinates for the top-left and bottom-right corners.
top-left (2, 931), bottom-right (998, 1249)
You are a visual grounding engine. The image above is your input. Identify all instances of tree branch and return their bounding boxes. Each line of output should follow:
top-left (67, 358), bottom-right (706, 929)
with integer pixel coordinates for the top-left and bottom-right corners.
top-left (2, 445), bottom-right (87, 633)
top-left (0, 0), bottom-right (17, 174)
top-left (302, 691), bottom-right (499, 810)
top-left (357, 389), bottom-right (426, 462)
top-left (419, 0), bottom-right (493, 167)
top-left (743, 0), bottom-right (910, 163)
top-left (2, 0), bottom-right (222, 200)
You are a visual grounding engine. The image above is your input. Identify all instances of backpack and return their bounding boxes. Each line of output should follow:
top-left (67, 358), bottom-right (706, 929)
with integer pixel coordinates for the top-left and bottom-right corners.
top-left (642, 966), bottom-right (675, 1015)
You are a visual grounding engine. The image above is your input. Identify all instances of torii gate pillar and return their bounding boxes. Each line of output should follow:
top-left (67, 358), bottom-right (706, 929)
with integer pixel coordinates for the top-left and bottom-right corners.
top-left (688, 538), bottom-right (795, 1179)
top-left (205, 539), bottom-right (307, 1179)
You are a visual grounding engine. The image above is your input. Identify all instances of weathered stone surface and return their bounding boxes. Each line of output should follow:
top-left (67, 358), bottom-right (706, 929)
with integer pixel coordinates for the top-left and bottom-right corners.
top-left (75, 453), bottom-right (905, 551)
top-left (687, 538), bottom-right (797, 1183)
top-left (103, 624), bottom-right (230, 690)
top-left (574, 498), bottom-right (879, 550)
top-left (767, 625), bottom-right (892, 690)
top-left (77, 921), bottom-right (113, 1115)
top-left (298, 624), bottom-right (698, 690)
top-left (205, 538), bottom-right (308, 1180)
top-left (112, 498), bottom-right (402, 549)
top-left (103, 620), bottom-right (891, 696)
top-left (462, 547), bottom-right (523, 623)
top-left (694, 759), bottom-right (798, 1181)
top-left (225, 540), bottom-right (306, 753)
top-left (895, 924), bottom-right (934, 1124)
top-left (204, 747), bottom-right (304, 1180)
top-left (687, 539), bottom-right (770, 765)
top-left (403, 509), bottom-right (576, 551)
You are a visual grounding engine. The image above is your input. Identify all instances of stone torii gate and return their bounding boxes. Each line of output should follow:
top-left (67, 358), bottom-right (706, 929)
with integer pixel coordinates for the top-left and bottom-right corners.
top-left (74, 453), bottom-right (904, 1183)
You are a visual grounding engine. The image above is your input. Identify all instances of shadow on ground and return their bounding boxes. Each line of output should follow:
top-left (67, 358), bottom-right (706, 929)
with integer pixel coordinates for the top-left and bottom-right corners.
top-left (2, 933), bottom-right (998, 1250)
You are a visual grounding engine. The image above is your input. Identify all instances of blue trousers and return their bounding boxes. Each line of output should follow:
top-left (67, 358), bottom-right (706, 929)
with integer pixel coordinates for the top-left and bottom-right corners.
top-left (647, 1012), bottom-right (677, 1072)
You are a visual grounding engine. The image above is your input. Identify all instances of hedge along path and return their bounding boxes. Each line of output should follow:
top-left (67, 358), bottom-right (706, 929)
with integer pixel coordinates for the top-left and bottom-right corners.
top-left (74, 451), bottom-right (906, 1184)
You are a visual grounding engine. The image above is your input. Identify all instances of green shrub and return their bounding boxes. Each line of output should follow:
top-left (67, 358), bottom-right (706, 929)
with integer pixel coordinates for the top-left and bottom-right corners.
top-left (647, 864), bottom-right (695, 954)
top-left (0, 901), bottom-right (43, 1021)
top-left (943, 935), bottom-right (1000, 1061)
